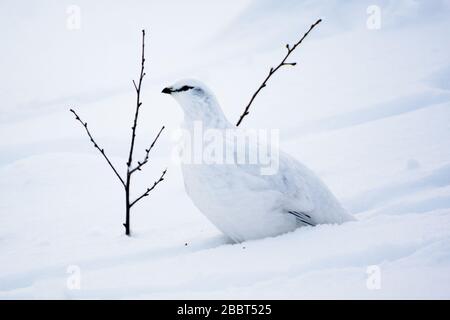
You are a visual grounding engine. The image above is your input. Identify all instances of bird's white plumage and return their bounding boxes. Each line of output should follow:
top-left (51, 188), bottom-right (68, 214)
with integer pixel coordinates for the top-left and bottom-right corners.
top-left (165, 79), bottom-right (354, 242)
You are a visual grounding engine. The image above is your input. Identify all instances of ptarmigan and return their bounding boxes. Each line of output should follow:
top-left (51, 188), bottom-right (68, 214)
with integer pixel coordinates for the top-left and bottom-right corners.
top-left (162, 79), bottom-right (354, 243)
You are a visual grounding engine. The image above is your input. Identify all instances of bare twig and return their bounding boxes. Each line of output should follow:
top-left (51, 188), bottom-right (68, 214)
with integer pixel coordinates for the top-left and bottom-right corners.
top-left (127, 29), bottom-right (146, 169)
top-left (70, 29), bottom-right (167, 237)
top-left (130, 125), bottom-right (165, 174)
top-left (236, 19), bottom-right (322, 127)
top-left (122, 29), bottom-right (167, 235)
top-left (69, 108), bottom-right (125, 187)
top-left (130, 169), bottom-right (167, 207)
top-left (122, 29), bottom-right (147, 235)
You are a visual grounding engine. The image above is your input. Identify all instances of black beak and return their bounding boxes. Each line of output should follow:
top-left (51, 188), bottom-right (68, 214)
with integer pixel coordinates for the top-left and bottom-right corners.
top-left (162, 87), bottom-right (172, 94)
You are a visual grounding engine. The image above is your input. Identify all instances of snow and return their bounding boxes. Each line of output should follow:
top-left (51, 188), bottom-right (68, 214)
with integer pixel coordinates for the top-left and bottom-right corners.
top-left (1, 0), bottom-right (450, 299)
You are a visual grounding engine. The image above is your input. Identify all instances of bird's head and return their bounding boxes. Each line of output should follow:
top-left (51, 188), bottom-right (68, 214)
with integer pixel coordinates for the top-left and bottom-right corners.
top-left (162, 79), bottom-right (207, 101)
top-left (162, 79), bottom-right (229, 127)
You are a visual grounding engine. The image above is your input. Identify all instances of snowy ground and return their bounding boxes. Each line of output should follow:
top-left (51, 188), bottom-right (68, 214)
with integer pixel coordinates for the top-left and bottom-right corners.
top-left (1, 0), bottom-right (450, 299)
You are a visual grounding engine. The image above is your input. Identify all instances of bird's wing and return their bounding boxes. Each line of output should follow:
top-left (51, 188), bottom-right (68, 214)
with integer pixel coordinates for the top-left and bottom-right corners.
top-left (221, 131), bottom-right (315, 214)
top-left (236, 151), bottom-right (315, 214)
top-left (270, 152), bottom-right (316, 213)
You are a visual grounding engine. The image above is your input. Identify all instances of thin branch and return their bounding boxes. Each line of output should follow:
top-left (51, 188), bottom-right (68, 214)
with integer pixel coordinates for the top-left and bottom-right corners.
top-left (130, 125), bottom-right (165, 174)
top-left (69, 108), bottom-right (126, 187)
top-left (236, 18), bottom-right (322, 127)
top-left (127, 29), bottom-right (146, 169)
top-left (130, 169), bottom-right (167, 207)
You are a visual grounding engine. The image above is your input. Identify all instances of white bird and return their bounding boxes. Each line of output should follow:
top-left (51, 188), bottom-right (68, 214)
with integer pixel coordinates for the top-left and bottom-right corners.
top-left (162, 79), bottom-right (354, 243)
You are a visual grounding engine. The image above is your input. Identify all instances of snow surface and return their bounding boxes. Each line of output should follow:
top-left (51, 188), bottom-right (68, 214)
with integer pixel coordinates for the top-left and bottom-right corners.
top-left (1, 0), bottom-right (450, 299)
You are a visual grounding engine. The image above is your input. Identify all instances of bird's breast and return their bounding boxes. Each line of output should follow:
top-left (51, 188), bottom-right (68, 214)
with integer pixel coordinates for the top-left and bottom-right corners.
top-left (180, 163), bottom-right (297, 242)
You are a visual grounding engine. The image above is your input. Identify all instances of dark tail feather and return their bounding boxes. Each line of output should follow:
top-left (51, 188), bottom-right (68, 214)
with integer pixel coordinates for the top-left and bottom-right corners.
top-left (288, 211), bottom-right (315, 226)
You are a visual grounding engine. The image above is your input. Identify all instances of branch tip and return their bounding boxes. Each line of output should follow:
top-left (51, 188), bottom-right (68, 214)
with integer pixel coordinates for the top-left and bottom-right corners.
top-left (235, 18), bottom-right (322, 126)
top-left (130, 169), bottom-right (167, 207)
top-left (69, 108), bottom-right (125, 187)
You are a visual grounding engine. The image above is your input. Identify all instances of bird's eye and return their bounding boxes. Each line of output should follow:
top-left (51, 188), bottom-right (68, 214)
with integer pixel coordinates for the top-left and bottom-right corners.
top-left (178, 85), bottom-right (194, 92)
